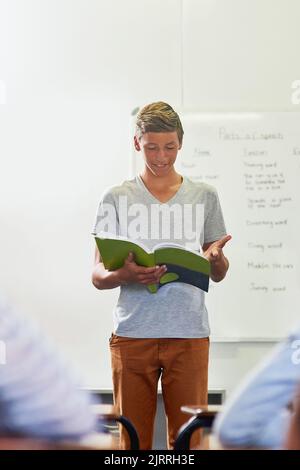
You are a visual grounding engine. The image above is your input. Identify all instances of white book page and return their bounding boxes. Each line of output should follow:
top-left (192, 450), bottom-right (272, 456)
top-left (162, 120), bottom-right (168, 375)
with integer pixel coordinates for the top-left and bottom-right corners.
top-left (96, 231), bottom-right (152, 254)
top-left (153, 242), bottom-right (203, 256)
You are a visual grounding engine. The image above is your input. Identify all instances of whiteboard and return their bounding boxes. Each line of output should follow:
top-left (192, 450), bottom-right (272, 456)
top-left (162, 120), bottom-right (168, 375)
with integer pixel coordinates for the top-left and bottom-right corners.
top-left (132, 112), bottom-right (300, 340)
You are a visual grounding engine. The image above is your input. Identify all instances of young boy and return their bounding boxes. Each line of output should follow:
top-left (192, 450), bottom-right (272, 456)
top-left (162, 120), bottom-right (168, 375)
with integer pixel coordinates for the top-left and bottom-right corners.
top-left (92, 102), bottom-right (231, 449)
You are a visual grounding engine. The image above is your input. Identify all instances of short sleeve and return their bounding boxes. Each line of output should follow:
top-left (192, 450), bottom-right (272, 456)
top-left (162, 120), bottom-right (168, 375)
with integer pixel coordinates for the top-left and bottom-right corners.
top-left (204, 189), bottom-right (227, 244)
top-left (92, 189), bottom-right (119, 236)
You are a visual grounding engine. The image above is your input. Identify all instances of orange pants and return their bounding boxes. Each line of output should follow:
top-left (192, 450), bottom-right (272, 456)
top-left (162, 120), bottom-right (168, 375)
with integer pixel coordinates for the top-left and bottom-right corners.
top-left (109, 334), bottom-right (209, 450)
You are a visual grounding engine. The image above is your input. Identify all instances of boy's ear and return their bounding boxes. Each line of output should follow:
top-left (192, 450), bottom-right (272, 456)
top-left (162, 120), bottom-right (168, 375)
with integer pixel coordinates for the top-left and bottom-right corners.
top-left (134, 135), bottom-right (141, 151)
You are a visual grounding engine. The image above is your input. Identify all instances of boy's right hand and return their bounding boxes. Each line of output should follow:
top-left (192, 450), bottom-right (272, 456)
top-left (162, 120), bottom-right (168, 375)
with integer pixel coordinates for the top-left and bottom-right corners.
top-left (117, 252), bottom-right (167, 286)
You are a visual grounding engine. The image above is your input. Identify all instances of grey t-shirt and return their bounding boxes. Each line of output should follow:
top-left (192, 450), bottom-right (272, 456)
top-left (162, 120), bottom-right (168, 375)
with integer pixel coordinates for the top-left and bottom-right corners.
top-left (92, 175), bottom-right (227, 338)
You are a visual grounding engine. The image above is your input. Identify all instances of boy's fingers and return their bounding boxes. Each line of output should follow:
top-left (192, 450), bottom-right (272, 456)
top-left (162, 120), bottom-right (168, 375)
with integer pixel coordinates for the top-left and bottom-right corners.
top-left (139, 272), bottom-right (161, 279)
top-left (137, 265), bottom-right (167, 274)
top-left (139, 266), bottom-right (168, 283)
top-left (217, 235), bottom-right (232, 249)
top-left (126, 251), bottom-right (135, 262)
top-left (137, 266), bottom-right (158, 274)
top-left (139, 271), bottom-right (166, 281)
top-left (157, 265), bottom-right (167, 272)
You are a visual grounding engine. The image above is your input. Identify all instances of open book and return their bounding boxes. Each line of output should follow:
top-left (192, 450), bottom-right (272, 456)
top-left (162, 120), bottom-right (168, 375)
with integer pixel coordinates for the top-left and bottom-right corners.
top-left (94, 232), bottom-right (211, 294)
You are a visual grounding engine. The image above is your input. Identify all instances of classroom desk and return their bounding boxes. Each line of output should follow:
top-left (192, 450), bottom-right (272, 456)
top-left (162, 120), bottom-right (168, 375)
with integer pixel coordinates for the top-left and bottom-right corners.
top-left (0, 433), bottom-right (118, 450)
top-left (174, 405), bottom-right (222, 450)
top-left (92, 404), bottom-right (140, 450)
top-left (0, 405), bottom-right (135, 450)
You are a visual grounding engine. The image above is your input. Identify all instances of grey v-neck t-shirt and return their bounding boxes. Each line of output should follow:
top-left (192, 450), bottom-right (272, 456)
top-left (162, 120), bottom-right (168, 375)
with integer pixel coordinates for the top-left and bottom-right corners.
top-left (92, 175), bottom-right (227, 338)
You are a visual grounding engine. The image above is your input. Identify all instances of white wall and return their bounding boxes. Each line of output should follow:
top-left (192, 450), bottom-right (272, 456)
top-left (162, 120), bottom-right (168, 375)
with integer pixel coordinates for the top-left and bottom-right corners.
top-left (0, 0), bottom-right (299, 396)
top-left (182, 0), bottom-right (300, 112)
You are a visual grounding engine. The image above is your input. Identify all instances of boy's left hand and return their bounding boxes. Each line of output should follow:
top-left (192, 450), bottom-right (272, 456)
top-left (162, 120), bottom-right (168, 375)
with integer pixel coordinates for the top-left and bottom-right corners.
top-left (203, 235), bottom-right (232, 264)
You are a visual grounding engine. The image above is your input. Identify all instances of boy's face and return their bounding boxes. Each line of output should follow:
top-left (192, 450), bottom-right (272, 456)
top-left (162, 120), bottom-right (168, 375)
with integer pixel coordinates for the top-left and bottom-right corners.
top-left (134, 131), bottom-right (182, 177)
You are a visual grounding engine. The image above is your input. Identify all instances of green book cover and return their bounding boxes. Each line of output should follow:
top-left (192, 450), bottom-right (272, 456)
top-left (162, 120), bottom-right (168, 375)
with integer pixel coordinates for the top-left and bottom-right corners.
top-left (94, 233), bottom-right (211, 293)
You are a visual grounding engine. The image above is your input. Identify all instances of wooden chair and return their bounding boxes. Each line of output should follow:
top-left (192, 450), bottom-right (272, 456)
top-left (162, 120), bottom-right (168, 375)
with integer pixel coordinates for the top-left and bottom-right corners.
top-left (92, 404), bottom-right (140, 450)
top-left (174, 405), bottom-right (222, 450)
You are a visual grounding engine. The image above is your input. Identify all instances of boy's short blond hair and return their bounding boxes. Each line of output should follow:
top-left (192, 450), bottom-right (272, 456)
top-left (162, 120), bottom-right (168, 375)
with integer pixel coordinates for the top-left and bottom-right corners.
top-left (135, 102), bottom-right (184, 145)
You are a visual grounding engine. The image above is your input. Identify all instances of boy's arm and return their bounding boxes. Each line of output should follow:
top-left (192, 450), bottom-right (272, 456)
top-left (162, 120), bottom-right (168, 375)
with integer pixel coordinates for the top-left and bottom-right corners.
top-left (92, 248), bottom-right (167, 290)
top-left (92, 247), bottom-right (125, 289)
top-left (202, 235), bottom-right (231, 282)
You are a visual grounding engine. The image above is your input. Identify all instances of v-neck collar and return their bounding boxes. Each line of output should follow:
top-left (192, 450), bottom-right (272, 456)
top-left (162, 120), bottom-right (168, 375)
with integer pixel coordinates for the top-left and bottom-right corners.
top-left (136, 174), bottom-right (186, 204)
